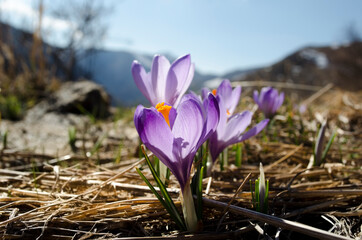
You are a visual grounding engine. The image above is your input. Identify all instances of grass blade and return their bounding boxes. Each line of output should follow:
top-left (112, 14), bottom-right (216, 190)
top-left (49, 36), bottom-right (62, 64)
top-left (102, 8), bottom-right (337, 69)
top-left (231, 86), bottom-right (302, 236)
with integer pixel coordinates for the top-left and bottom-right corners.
top-left (321, 130), bottom-right (337, 163)
top-left (141, 146), bottom-right (186, 230)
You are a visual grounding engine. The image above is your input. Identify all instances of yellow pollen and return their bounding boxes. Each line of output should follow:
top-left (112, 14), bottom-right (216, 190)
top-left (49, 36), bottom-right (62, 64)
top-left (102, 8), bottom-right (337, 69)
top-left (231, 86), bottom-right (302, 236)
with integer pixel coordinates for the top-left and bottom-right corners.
top-left (227, 109), bottom-right (231, 116)
top-left (212, 89), bottom-right (217, 95)
top-left (156, 102), bottom-right (172, 127)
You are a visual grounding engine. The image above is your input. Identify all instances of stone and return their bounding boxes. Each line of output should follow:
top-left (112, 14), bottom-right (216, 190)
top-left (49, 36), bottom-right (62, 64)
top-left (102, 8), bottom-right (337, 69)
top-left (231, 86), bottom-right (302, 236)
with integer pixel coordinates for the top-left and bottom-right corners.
top-left (26, 79), bottom-right (111, 120)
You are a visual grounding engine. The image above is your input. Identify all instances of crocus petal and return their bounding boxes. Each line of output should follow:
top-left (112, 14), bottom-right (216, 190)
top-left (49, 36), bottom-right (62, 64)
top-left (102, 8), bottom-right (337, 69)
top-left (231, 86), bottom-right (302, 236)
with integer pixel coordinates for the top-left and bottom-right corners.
top-left (216, 79), bottom-right (241, 116)
top-left (168, 105), bottom-right (178, 129)
top-left (151, 55), bottom-right (171, 105)
top-left (222, 111), bottom-right (252, 143)
top-left (166, 54), bottom-right (192, 106)
top-left (254, 87), bottom-right (285, 117)
top-left (173, 62), bottom-right (194, 107)
top-left (171, 98), bottom-right (204, 191)
top-left (228, 86), bottom-right (242, 115)
top-left (217, 79), bottom-right (233, 99)
top-left (131, 61), bottom-right (155, 104)
top-left (201, 87), bottom-right (211, 100)
top-left (217, 80), bottom-right (233, 110)
top-left (273, 92), bottom-right (284, 113)
top-left (261, 89), bottom-right (275, 116)
top-left (134, 105), bottom-right (144, 133)
top-left (197, 93), bottom-right (220, 148)
top-left (253, 90), bottom-right (259, 105)
top-left (208, 97), bottom-right (231, 162)
top-left (314, 119), bottom-right (327, 165)
top-left (172, 98), bottom-right (204, 159)
top-left (238, 119), bottom-right (269, 142)
top-left (214, 96), bottom-right (228, 137)
top-left (135, 107), bottom-right (174, 163)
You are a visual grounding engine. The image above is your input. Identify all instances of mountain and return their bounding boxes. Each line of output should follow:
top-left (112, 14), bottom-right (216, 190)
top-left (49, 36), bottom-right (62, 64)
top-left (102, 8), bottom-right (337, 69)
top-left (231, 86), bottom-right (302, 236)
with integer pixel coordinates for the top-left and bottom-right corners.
top-left (230, 42), bottom-right (362, 91)
top-left (1, 22), bottom-right (216, 106)
top-left (3, 21), bottom-right (361, 108)
top-left (76, 50), bottom-right (216, 106)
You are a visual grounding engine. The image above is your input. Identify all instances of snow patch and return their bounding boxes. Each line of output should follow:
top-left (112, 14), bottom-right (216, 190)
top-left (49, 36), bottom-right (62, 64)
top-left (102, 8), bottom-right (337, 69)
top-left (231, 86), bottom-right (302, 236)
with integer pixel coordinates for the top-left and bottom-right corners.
top-left (300, 49), bottom-right (329, 69)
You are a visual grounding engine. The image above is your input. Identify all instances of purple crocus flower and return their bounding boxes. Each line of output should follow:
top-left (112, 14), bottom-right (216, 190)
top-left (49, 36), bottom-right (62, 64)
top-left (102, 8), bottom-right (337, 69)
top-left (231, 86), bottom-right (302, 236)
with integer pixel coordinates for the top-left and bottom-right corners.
top-left (132, 54), bottom-right (194, 107)
top-left (253, 87), bottom-right (284, 118)
top-left (134, 93), bottom-right (219, 191)
top-left (202, 79), bottom-right (241, 117)
top-left (134, 93), bottom-right (219, 231)
top-left (209, 97), bottom-right (269, 163)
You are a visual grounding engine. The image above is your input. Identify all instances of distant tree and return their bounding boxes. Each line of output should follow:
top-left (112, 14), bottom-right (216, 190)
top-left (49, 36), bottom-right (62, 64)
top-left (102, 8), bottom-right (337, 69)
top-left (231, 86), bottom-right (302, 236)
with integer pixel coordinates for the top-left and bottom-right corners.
top-left (48, 0), bottom-right (112, 80)
top-left (345, 22), bottom-right (361, 43)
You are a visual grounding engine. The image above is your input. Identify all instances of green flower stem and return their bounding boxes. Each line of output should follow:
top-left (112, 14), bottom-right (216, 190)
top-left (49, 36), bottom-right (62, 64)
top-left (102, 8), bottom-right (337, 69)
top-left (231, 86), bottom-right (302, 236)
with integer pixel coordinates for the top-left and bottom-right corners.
top-left (235, 143), bottom-right (242, 167)
top-left (223, 148), bottom-right (228, 167)
top-left (181, 182), bottom-right (198, 232)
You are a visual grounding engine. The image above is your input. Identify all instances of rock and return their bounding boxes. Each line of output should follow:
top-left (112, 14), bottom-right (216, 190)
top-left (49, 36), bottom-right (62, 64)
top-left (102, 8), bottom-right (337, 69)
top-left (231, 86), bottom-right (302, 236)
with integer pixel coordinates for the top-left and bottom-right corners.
top-left (26, 80), bottom-right (111, 120)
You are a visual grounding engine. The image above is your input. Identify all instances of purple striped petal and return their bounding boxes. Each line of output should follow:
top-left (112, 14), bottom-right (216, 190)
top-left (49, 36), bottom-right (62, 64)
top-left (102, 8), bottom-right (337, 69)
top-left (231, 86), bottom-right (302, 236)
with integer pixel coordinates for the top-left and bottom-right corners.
top-left (201, 87), bottom-right (211, 100)
top-left (197, 93), bottom-right (220, 148)
top-left (228, 86), bottom-right (241, 115)
top-left (223, 111), bottom-right (252, 143)
top-left (131, 61), bottom-right (155, 104)
top-left (253, 90), bottom-right (259, 105)
top-left (151, 55), bottom-right (171, 105)
top-left (173, 62), bottom-right (194, 107)
top-left (238, 119), bottom-right (269, 142)
top-left (166, 54), bottom-right (192, 106)
top-left (172, 98), bottom-right (204, 159)
top-left (215, 79), bottom-right (241, 116)
top-left (135, 107), bottom-right (174, 163)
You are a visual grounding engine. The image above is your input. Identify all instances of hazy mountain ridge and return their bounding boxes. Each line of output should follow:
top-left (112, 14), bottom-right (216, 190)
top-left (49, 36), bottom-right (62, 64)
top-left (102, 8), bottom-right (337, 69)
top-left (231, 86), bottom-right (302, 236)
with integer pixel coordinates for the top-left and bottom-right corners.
top-left (2, 22), bottom-right (361, 108)
top-left (233, 42), bottom-right (362, 91)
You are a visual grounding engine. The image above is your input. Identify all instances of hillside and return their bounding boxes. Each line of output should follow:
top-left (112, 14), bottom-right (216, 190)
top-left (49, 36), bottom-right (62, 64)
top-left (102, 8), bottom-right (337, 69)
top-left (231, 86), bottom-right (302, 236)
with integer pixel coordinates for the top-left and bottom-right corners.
top-left (234, 42), bottom-right (362, 91)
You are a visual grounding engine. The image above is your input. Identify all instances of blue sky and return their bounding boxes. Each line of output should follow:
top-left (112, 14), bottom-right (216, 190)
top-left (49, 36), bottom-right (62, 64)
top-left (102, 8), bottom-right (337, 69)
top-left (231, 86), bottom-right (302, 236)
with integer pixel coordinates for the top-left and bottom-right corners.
top-left (2, 0), bottom-right (362, 74)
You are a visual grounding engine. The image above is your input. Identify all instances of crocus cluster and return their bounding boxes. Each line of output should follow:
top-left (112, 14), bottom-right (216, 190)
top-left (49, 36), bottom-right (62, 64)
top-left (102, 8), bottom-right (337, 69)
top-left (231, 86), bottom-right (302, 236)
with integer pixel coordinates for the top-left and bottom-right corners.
top-left (253, 87), bottom-right (284, 118)
top-left (134, 93), bottom-right (219, 231)
top-left (132, 55), bottom-right (276, 231)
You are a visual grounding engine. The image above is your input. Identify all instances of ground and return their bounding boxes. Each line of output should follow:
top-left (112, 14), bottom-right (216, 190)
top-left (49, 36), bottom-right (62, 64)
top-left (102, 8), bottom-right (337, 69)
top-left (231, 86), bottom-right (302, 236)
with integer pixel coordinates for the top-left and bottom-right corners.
top-left (0, 87), bottom-right (361, 239)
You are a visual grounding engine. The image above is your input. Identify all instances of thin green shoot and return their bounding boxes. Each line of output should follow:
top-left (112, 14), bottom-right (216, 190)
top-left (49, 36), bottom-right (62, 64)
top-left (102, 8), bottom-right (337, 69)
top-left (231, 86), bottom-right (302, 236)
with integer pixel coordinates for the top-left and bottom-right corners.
top-left (114, 141), bottom-right (123, 164)
top-left (250, 167), bottom-right (269, 213)
top-left (2, 130), bottom-right (8, 150)
top-left (76, 104), bottom-right (96, 124)
top-left (137, 146), bottom-right (186, 230)
top-left (321, 130), bottom-right (337, 163)
top-left (89, 134), bottom-right (107, 157)
top-left (196, 166), bottom-right (204, 221)
top-left (68, 126), bottom-right (77, 152)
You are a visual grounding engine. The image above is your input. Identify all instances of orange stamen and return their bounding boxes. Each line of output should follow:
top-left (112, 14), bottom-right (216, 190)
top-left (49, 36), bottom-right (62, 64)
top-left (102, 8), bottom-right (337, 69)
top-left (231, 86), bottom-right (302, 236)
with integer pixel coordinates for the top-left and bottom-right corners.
top-left (227, 109), bottom-right (231, 116)
top-left (156, 102), bottom-right (172, 127)
top-left (212, 89), bottom-right (217, 95)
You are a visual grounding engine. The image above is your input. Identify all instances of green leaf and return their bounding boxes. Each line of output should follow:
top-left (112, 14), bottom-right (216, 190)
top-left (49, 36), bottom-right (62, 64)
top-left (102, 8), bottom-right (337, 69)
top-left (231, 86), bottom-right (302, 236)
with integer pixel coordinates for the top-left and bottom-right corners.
top-left (255, 179), bottom-right (260, 212)
top-left (264, 179), bottom-right (269, 213)
top-left (321, 130), bottom-right (337, 163)
top-left (136, 166), bottom-right (185, 230)
top-left (196, 166), bottom-right (204, 220)
top-left (90, 134), bottom-right (107, 156)
top-left (141, 147), bottom-right (186, 230)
